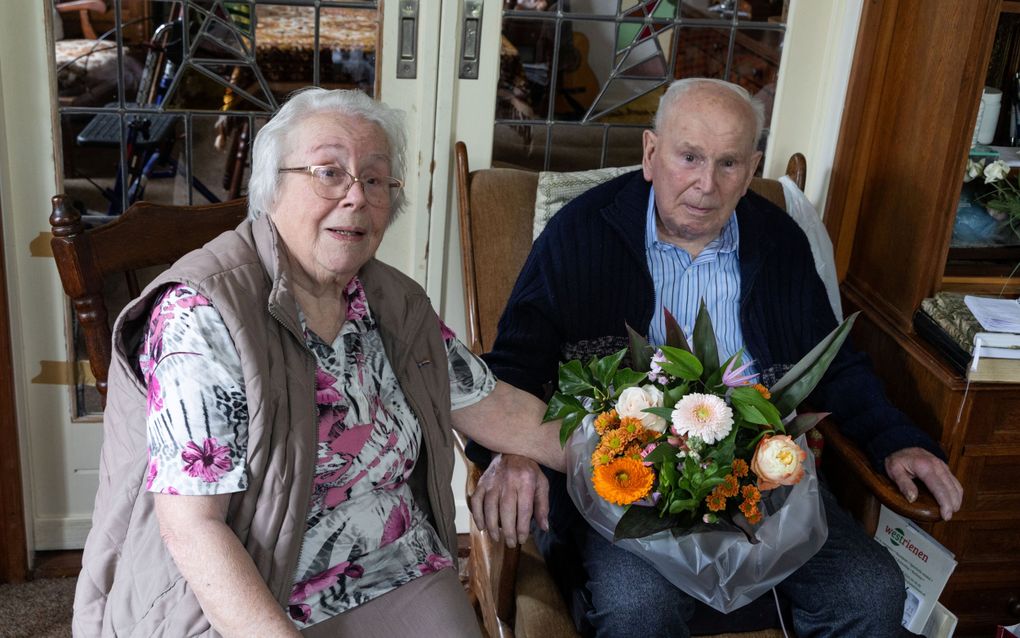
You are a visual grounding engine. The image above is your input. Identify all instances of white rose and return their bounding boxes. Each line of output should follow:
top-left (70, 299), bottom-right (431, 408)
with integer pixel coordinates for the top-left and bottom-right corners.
top-left (984, 159), bottom-right (1010, 183)
top-left (963, 159), bottom-right (985, 183)
top-left (616, 385), bottom-right (668, 433)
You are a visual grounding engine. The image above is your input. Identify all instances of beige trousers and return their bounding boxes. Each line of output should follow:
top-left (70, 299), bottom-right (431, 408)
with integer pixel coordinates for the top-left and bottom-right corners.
top-left (300, 567), bottom-right (482, 638)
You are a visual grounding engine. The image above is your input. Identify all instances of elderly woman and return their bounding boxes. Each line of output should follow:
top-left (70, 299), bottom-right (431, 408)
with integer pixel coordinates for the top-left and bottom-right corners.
top-left (73, 88), bottom-right (562, 637)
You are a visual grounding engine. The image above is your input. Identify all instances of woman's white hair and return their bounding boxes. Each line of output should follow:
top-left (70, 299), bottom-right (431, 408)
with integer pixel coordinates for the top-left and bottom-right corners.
top-left (247, 87), bottom-right (407, 220)
top-left (654, 78), bottom-right (766, 148)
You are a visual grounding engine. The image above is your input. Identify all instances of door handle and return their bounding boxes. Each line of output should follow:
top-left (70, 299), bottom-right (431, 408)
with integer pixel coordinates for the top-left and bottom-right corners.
top-left (459, 0), bottom-right (483, 79)
top-left (397, 0), bottom-right (418, 79)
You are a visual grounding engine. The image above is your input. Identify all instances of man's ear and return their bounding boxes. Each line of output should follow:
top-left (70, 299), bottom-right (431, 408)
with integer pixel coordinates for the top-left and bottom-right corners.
top-left (642, 129), bottom-right (657, 182)
top-left (743, 150), bottom-right (764, 193)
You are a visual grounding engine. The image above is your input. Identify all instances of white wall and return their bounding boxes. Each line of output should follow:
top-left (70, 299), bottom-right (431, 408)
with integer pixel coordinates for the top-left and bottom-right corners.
top-left (766, 0), bottom-right (864, 213)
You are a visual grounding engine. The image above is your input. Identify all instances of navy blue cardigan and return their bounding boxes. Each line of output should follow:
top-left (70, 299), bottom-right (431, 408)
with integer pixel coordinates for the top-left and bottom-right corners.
top-left (481, 170), bottom-right (943, 469)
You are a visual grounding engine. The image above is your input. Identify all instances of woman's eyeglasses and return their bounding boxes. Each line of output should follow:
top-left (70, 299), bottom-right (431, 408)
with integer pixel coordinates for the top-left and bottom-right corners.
top-left (278, 165), bottom-right (403, 207)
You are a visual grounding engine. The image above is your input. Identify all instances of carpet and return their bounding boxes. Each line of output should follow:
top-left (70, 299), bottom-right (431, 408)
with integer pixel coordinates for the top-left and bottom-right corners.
top-left (0, 578), bottom-right (75, 638)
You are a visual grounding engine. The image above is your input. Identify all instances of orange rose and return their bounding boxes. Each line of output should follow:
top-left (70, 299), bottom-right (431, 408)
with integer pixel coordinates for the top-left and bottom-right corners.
top-left (751, 434), bottom-right (807, 491)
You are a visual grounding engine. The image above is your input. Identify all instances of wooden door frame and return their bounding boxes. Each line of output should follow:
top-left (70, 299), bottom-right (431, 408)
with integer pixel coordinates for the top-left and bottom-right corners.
top-left (0, 201), bottom-right (28, 584)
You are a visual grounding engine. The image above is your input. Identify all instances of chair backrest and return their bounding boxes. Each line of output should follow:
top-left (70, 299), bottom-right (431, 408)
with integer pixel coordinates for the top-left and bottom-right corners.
top-left (49, 196), bottom-right (248, 401)
top-left (455, 142), bottom-right (807, 355)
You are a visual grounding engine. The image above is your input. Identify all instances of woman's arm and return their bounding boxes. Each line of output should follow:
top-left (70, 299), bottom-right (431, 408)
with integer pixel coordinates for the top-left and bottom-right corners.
top-left (450, 380), bottom-right (566, 472)
top-left (154, 493), bottom-right (301, 638)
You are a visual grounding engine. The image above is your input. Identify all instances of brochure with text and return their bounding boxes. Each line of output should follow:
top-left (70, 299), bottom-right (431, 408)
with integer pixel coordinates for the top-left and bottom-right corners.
top-left (875, 506), bottom-right (958, 634)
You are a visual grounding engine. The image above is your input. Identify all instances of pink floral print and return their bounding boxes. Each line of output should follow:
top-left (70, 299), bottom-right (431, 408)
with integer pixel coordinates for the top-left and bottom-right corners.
top-left (344, 276), bottom-right (369, 321)
top-left (181, 438), bottom-right (233, 483)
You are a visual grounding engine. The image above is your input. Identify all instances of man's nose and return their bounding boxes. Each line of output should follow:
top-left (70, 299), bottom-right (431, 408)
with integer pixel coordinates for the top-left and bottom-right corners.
top-left (695, 164), bottom-right (718, 194)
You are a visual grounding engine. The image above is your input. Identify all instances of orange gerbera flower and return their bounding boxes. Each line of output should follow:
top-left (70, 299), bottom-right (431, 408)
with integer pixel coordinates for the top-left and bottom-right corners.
top-left (706, 491), bottom-right (727, 512)
top-left (594, 409), bottom-right (620, 434)
top-left (731, 458), bottom-right (749, 478)
top-left (741, 484), bottom-right (761, 503)
top-left (719, 474), bottom-right (739, 498)
top-left (740, 500), bottom-right (762, 524)
top-left (592, 458), bottom-right (654, 506)
top-left (753, 384), bottom-right (771, 400)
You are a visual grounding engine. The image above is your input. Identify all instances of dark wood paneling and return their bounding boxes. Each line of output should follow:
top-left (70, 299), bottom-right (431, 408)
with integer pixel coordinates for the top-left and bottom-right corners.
top-left (0, 201), bottom-right (28, 584)
top-left (830, 0), bottom-right (1001, 333)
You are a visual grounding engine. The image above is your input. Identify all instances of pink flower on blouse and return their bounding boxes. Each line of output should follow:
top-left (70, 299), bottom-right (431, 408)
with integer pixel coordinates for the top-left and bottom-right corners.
top-left (418, 553), bottom-right (453, 575)
top-left (146, 375), bottom-right (164, 415)
top-left (174, 291), bottom-right (211, 309)
top-left (181, 438), bottom-right (233, 483)
top-left (438, 317), bottom-right (457, 342)
top-left (288, 604), bottom-right (311, 623)
top-left (162, 486), bottom-right (179, 495)
top-left (344, 276), bottom-right (369, 321)
top-left (289, 560), bottom-right (363, 604)
top-left (145, 456), bottom-right (158, 490)
top-left (315, 369), bottom-right (342, 405)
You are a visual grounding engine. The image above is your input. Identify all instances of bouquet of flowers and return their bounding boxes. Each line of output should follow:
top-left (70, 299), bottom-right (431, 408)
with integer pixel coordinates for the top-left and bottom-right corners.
top-left (964, 158), bottom-right (1020, 238)
top-left (543, 302), bottom-right (857, 611)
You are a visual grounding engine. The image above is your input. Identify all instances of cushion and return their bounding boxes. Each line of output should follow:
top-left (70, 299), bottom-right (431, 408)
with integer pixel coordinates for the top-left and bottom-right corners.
top-left (533, 165), bottom-right (639, 239)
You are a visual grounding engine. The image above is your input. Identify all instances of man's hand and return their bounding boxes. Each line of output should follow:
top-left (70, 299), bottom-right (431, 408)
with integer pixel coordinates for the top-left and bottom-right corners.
top-left (884, 447), bottom-right (963, 521)
top-left (469, 453), bottom-right (549, 548)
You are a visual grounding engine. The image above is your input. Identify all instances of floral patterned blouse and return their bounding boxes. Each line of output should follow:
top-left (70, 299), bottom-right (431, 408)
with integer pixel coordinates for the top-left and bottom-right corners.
top-left (138, 278), bottom-right (496, 628)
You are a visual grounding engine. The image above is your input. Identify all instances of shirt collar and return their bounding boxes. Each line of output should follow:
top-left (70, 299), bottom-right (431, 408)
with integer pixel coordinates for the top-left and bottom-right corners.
top-left (645, 186), bottom-right (740, 257)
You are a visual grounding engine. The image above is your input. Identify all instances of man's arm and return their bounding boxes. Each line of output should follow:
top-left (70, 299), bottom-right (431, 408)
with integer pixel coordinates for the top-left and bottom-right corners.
top-left (785, 224), bottom-right (962, 519)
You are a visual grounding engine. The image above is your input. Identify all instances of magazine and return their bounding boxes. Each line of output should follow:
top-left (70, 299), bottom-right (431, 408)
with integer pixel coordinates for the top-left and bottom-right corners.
top-left (875, 506), bottom-right (957, 634)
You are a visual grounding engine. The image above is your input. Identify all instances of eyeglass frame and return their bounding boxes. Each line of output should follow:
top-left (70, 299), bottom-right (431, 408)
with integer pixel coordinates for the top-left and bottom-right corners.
top-left (277, 165), bottom-right (404, 206)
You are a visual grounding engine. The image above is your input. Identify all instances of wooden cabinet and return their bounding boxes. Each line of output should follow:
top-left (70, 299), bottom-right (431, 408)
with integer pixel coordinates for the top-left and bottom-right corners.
top-left (827, 1), bottom-right (1020, 635)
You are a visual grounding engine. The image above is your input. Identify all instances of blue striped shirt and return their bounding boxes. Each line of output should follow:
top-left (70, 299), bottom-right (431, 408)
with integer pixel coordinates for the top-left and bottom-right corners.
top-left (645, 187), bottom-right (755, 372)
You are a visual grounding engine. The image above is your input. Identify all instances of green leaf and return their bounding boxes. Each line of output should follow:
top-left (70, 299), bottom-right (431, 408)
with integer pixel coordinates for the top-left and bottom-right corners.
top-left (559, 411), bottom-right (586, 447)
top-left (692, 300), bottom-right (720, 377)
top-left (543, 392), bottom-right (587, 422)
top-left (558, 360), bottom-right (596, 397)
top-left (643, 406), bottom-right (675, 422)
top-left (612, 369), bottom-right (650, 397)
top-left (668, 498), bottom-right (698, 514)
top-left (614, 506), bottom-right (681, 541)
top-left (770, 312), bottom-right (859, 418)
top-left (664, 383), bottom-right (689, 408)
top-left (786, 411), bottom-right (831, 439)
top-left (626, 323), bottom-right (653, 372)
top-left (729, 386), bottom-right (782, 429)
top-left (592, 349), bottom-right (628, 389)
top-left (658, 346), bottom-right (703, 380)
top-left (663, 308), bottom-right (692, 352)
top-left (642, 441), bottom-right (676, 464)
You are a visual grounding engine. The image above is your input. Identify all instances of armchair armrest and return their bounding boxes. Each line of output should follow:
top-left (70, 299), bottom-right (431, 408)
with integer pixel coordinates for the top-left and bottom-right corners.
top-left (816, 419), bottom-right (940, 534)
top-left (55, 0), bottom-right (107, 40)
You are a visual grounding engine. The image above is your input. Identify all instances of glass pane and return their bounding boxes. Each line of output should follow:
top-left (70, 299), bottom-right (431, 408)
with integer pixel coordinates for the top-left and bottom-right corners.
top-left (674, 26), bottom-right (732, 81)
top-left (52, 0), bottom-right (381, 415)
top-left (604, 126), bottom-right (647, 168)
top-left (495, 3), bottom-right (785, 170)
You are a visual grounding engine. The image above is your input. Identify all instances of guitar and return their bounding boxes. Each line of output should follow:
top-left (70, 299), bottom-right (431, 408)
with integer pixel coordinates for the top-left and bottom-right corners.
top-left (555, 31), bottom-right (600, 119)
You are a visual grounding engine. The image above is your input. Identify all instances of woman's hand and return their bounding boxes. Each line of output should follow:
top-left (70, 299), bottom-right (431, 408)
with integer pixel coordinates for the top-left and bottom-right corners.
top-left (155, 493), bottom-right (302, 637)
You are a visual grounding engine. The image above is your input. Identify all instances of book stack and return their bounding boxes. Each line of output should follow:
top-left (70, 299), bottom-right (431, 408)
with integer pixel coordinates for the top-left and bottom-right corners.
top-left (914, 292), bottom-right (1020, 383)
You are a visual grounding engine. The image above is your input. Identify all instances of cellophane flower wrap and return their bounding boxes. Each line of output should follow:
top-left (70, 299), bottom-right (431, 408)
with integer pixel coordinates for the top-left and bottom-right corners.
top-left (543, 302), bottom-right (859, 612)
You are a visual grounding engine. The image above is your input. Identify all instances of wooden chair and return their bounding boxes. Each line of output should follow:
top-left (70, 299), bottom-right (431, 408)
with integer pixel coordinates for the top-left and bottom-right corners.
top-left (49, 195), bottom-right (248, 402)
top-left (453, 141), bottom-right (941, 638)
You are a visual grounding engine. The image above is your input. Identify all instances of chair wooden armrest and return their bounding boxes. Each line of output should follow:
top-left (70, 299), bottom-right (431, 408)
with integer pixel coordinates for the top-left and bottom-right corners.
top-left (816, 419), bottom-right (940, 534)
top-left (55, 0), bottom-right (107, 40)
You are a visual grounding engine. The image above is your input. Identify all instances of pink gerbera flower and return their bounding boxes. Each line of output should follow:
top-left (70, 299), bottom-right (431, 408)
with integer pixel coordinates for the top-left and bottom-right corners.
top-left (181, 438), bottom-right (233, 482)
top-left (670, 393), bottom-right (734, 444)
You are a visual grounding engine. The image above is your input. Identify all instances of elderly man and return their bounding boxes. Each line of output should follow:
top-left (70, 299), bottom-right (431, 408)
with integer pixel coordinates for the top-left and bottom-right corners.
top-left (469, 78), bottom-right (963, 638)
